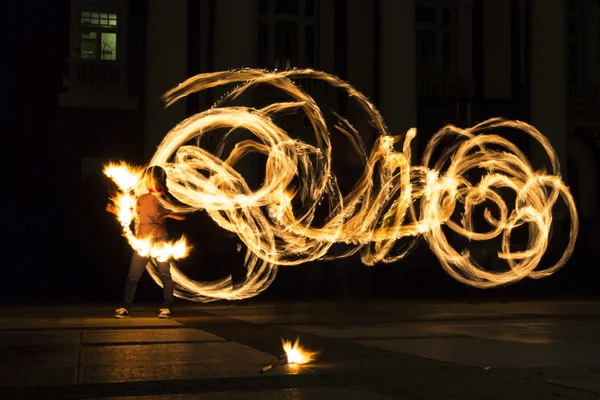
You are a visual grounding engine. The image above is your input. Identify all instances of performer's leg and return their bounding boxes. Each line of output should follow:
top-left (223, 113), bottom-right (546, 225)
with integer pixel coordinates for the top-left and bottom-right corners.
top-left (156, 259), bottom-right (174, 310)
top-left (123, 251), bottom-right (149, 310)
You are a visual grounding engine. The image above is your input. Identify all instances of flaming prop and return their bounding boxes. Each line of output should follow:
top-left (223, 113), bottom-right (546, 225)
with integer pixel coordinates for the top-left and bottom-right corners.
top-left (260, 337), bottom-right (318, 373)
top-left (104, 162), bottom-right (191, 262)
top-left (105, 68), bottom-right (578, 301)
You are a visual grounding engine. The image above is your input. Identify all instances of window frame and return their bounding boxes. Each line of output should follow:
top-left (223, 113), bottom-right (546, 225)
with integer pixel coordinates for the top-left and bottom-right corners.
top-left (257, 0), bottom-right (319, 69)
top-left (78, 9), bottom-right (119, 62)
top-left (415, 1), bottom-right (458, 78)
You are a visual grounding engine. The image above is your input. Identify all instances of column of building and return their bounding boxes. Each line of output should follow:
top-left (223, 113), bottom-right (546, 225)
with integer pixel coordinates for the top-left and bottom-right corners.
top-left (378, 0), bottom-right (417, 153)
top-left (144, 0), bottom-right (188, 160)
top-left (214, 0), bottom-right (257, 188)
top-left (584, 0), bottom-right (600, 86)
top-left (530, 0), bottom-right (568, 178)
top-left (482, 0), bottom-right (512, 100)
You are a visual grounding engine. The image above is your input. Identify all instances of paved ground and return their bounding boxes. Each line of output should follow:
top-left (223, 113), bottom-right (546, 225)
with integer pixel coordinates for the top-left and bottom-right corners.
top-left (0, 299), bottom-right (599, 399)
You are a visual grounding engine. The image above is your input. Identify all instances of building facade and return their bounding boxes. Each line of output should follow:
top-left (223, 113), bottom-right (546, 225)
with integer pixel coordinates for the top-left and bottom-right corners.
top-left (60, 0), bottom-right (600, 225)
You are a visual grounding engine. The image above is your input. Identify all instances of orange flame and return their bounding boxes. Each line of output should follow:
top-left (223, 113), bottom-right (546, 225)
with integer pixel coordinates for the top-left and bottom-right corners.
top-left (281, 337), bottom-right (318, 364)
top-left (104, 161), bottom-right (191, 262)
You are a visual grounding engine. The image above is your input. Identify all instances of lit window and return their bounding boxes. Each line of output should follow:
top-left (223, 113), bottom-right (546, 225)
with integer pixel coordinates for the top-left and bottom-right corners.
top-left (81, 31), bottom-right (97, 59)
top-left (81, 11), bottom-right (117, 28)
top-left (101, 33), bottom-right (117, 60)
top-left (80, 11), bottom-right (118, 61)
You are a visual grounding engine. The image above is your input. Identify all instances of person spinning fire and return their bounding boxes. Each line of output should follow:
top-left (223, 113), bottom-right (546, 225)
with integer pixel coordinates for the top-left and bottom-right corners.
top-left (106, 166), bottom-right (185, 318)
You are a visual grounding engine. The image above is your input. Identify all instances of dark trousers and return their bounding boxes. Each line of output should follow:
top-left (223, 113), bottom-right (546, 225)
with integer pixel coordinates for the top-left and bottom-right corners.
top-left (123, 251), bottom-right (174, 310)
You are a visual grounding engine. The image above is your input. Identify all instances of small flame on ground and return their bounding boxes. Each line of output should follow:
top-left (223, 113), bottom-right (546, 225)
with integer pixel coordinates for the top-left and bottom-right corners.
top-left (281, 337), bottom-right (318, 364)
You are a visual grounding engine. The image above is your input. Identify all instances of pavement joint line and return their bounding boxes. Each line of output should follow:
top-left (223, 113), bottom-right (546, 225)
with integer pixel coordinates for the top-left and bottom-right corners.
top-left (277, 334), bottom-right (471, 341)
top-left (218, 314), bottom-right (600, 325)
top-left (0, 325), bottom-right (212, 332)
top-left (76, 330), bottom-right (83, 385)
top-left (80, 340), bottom-right (229, 346)
top-left (545, 379), bottom-right (600, 395)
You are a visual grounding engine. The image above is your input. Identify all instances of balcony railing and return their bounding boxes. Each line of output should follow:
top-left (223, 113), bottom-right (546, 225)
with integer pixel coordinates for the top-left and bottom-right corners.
top-left (60, 58), bottom-right (138, 109)
top-left (417, 77), bottom-right (476, 99)
top-left (568, 84), bottom-right (600, 114)
top-left (67, 59), bottom-right (125, 93)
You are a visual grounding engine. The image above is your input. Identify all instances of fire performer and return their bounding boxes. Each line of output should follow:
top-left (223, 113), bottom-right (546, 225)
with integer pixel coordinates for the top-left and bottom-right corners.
top-left (106, 166), bottom-right (185, 318)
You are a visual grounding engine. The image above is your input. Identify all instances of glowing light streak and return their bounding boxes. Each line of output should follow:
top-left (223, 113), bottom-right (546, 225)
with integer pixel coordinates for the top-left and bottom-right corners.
top-left (105, 69), bottom-right (578, 301)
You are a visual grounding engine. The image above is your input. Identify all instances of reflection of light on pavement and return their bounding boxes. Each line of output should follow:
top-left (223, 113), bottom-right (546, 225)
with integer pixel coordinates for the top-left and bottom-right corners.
top-left (106, 68), bottom-right (578, 302)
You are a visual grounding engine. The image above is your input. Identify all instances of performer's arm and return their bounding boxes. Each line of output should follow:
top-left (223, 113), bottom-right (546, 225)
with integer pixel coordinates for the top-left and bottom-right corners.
top-left (162, 213), bottom-right (185, 221)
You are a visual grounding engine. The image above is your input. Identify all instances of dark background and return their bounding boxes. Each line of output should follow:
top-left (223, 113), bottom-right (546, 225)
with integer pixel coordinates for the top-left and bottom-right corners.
top-left (2, 0), bottom-right (598, 305)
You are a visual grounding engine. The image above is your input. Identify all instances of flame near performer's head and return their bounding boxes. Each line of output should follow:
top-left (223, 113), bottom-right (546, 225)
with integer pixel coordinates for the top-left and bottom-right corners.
top-left (104, 162), bottom-right (191, 262)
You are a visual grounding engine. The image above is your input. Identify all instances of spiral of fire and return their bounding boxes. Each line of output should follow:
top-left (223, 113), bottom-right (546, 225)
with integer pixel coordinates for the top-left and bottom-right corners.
top-left (105, 69), bottom-right (578, 302)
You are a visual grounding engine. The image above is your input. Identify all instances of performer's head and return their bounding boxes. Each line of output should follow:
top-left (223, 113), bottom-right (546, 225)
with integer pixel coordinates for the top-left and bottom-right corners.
top-left (145, 165), bottom-right (167, 193)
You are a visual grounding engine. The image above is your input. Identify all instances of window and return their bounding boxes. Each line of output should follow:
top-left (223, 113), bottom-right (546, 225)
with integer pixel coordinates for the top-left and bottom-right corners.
top-left (416, 6), bottom-right (455, 77)
top-left (101, 33), bottom-right (117, 60)
top-left (80, 11), bottom-right (118, 61)
top-left (257, 0), bottom-right (317, 69)
top-left (258, 22), bottom-right (268, 68)
top-left (568, 18), bottom-right (577, 36)
top-left (275, 21), bottom-right (298, 69)
top-left (416, 30), bottom-right (437, 76)
top-left (306, 26), bottom-right (315, 67)
top-left (81, 32), bottom-right (97, 59)
top-left (442, 34), bottom-right (452, 76)
top-left (258, 0), bottom-right (268, 14)
top-left (275, 0), bottom-right (298, 15)
top-left (306, 0), bottom-right (315, 17)
top-left (81, 12), bottom-right (117, 27)
top-left (569, 42), bottom-right (578, 83)
top-left (416, 6), bottom-right (436, 24)
top-left (442, 9), bottom-right (451, 26)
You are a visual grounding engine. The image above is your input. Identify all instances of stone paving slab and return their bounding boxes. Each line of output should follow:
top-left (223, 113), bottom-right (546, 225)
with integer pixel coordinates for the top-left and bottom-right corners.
top-left (284, 318), bottom-right (600, 346)
top-left (0, 366), bottom-right (77, 387)
top-left (0, 329), bottom-right (82, 345)
top-left (80, 342), bottom-right (275, 367)
top-left (0, 317), bottom-right (182, 330)
top-left (78, 340), bottom-right (316, 385)
top-left (419, 319), bottom-right (600, 344)
top-left (0, 342), bottom-right (80, 368)
top-left (199, 300), bottom-right (600, 320)
top-left (82, 328), bottom-right (224, 344)
top-left (83, 317), bottom-right (182, 329)
top-left (352, 336), bottom-right (600, 368)
top-left (0, 318), bottom-right (86, 330)
top-left (497, 367), bottom-right (600, 396)
top-left (546, 377), bottom-right (600, 394)
top-left (94, 386), bottom-right (393, 400)
top-left (276, 323), bottom-right (464, 340)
